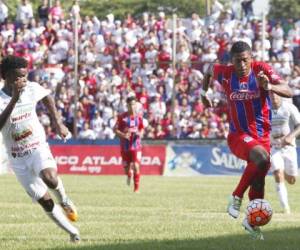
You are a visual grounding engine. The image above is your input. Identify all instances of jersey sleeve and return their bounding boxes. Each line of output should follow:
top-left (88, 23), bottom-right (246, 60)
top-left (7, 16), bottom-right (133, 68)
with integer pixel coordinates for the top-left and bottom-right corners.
top-left (0, 92), bottom-right (10, 113)
top-left (0, 96), bottom-right (5, 113)
top-left (115, 114), bottom-right (125, 132)
top-left (289, 103), bottom-right (300, 126)
top-left (29, 81), bottom-right (51, 103)
top-left (258, 62), bottom-right (282, 85)
top-left (212, 64), bottom-right (230, 86)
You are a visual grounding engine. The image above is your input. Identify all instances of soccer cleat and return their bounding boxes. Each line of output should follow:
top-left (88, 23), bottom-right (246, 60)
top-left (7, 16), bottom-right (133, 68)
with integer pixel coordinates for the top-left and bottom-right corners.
top-left (283, 206), bottom-right (291, 214)
top-left (242, 218), bottom-right (264, 240)
top-left (61, 198), bottom-right (78, 222)
top-left (70, 233), bottom-right (80, 243)
top-left (227, 195), bottom-right (242, 218)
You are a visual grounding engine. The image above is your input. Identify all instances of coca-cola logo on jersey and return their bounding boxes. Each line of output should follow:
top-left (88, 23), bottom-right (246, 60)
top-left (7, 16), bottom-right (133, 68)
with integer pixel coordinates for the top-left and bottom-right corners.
top-left (230, 91), bottom-right (260, 101)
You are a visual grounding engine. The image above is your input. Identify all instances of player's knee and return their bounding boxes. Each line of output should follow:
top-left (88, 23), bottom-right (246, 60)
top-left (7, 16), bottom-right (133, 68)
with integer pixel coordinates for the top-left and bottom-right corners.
top-left (251, 178), bottom-right (265, 191)
top-left (289, 179), bottom-right (296, 185)
top-left (249, 148), bottom-right (270, 170)
top-left (40, 169), bottom-right (58, 189)
top-left (38, 197), bottom-right (55, 212)
top-left (286, 176), bottom-right (296, 185)
top-left (133, 162), bottom-right (140, 172)
top-left (256, 154), bottom-right (269, 170)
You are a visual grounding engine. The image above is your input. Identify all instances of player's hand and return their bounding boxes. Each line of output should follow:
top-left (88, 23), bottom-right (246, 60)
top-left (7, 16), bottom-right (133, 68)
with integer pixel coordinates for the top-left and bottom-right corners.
top-left (201, 94), bottom-right (212, 108)
top-left (123, 132), bottom-right (131, 140)
top-left (281, 134), bottom-right (293, 147)
top-left (133, 131), bottom-right (141, 137)
top-left (56, 123), bottom-right (70, 140)
top-left (257, 71), bottom-right (271, 91)
top-left (12, 77), bottom-right (26, 100)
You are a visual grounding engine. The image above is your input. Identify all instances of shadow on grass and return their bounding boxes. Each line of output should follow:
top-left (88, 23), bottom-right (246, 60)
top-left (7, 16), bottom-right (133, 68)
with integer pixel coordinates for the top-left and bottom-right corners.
top-left (50, 227), bottom-right (300, 250)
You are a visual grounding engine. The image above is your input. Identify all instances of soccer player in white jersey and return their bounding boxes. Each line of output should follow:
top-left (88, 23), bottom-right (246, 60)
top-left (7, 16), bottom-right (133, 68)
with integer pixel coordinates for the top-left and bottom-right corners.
top-left (270, 92), bottom-right (300, 214)
top-left (0, 56), bottom-right (80, 242)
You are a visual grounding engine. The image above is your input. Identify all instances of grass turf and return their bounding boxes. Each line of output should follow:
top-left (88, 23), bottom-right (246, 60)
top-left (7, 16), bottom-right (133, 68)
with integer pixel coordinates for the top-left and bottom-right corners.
top-left (0, 174), bottom-right (300, 250)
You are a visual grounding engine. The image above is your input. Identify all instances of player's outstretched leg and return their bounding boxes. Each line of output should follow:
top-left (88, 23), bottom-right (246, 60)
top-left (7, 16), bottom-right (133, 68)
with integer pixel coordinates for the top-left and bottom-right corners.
top-left (230, 145), bottom-right (270, 218)
top-left (242, 218), bottom-right (264, 240)
top-left (40, 169), bottom-right (78, 222)
top-left (38, 193), bottom-right (80, 243)
top-left (123, 163), bottom-right (132, 186)
top-left (274, 169), bottom-right (292, 214)
top-left (275, 181), bottom-right (290, 214)
top-left (272, 152), bottom-right (292, 213)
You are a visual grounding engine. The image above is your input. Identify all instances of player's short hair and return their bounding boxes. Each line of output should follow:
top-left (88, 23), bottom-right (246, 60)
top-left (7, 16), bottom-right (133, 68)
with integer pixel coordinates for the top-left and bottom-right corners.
top-left (126, 96), bottom-right (136, 104)
top-left (230, 41), bottom-right (251, 56)
top-left (1, 55), bottom-right (28, 79)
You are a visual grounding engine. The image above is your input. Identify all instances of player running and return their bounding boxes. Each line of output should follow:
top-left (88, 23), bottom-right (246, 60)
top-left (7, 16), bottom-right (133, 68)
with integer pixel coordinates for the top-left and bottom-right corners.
top-left (201, 41), bottom-right (293, 239)
top-left (270, 92), bottom-right (300, 214)
top-left (114, 96), bottom-right (144, 193)
top-left (0, 56), bottom-right (79, 242)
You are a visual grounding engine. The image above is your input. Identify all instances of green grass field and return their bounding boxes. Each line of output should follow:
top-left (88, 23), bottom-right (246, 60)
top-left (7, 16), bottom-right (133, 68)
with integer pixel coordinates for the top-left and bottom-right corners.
top-left (1, 174), bottom-right (300, 250)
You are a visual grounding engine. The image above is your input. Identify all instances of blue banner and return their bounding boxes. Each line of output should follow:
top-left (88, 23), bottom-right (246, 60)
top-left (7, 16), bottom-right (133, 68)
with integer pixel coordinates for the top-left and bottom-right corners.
top-left (165, 145), bottom-right (300, 176)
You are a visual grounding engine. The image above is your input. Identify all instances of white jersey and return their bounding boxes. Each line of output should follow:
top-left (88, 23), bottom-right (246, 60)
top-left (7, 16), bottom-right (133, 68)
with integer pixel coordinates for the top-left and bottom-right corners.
top-left (271, 101), bottom-right (300, 147)
top-left (0, 81), bottom-right (50, 158)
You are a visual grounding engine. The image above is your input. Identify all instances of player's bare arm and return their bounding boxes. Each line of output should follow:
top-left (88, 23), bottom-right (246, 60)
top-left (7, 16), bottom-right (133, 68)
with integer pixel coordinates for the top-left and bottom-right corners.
top-left (257, 71), bottom-right (293, 98)
top-left (12, 76), bottom-right (27, 98)
top-left (132, 128), bottom-right (144, 139)
top-left (113, 120), bottom-right (131, 140)
top-left (281, 124), bottom-right (300, 147)
top-left (201, 63), bottom-right (213, 108)
top-left (42, 95), bottom-right (69, 138)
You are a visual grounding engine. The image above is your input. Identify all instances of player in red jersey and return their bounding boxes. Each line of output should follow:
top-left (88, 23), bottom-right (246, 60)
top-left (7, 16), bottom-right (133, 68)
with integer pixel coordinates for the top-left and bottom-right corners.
top-left (114, 96), bottom-right (144, 193)
top-left (201, 41), bottom-right (293, 239)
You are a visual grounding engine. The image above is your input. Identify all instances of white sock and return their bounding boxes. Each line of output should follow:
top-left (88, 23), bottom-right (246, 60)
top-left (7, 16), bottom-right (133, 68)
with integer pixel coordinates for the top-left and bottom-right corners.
top-left (52, 177), bottom-right (67, 203)
top-left (46, 204), bottom-right (79, 235)
top-left (275, 182), bottom-right (289, 209)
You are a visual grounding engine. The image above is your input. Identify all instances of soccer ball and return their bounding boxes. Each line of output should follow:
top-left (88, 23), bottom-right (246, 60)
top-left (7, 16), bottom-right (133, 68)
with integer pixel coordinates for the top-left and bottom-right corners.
top-left (246, 199), bottom-right (273, 226)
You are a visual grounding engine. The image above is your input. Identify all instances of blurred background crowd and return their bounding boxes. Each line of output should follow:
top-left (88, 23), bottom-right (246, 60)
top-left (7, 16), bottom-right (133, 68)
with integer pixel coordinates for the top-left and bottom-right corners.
top-left (0, 0), bottom-right (299, 140)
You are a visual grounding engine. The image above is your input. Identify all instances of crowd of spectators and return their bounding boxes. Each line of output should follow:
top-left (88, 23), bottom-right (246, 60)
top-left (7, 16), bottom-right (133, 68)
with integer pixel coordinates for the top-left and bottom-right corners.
top-left (0, 0), bottom-right (299, 140)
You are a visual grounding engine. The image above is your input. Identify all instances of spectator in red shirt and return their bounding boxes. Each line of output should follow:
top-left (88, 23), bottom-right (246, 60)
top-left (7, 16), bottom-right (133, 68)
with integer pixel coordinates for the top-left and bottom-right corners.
top-left (42, 21), bottom-right (57, 46)
top-left (84, 70), bottom-right (97, 95)
top-left (137, 86), bottom-right (149, 112)
top-left (22, 46), bottom-right (33, 69)
top-left (158, 43), bottom-right (171, 71)
top-left (154, 124), bottom-right (166, 139)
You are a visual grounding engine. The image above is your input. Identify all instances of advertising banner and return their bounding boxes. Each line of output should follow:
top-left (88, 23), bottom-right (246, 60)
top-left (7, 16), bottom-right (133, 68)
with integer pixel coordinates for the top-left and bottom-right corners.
top-left (165, 144), bottom-right (300, 176)
top-left (51, 145), bottom-right (166, 175)
top-left (165, 144), bottom-right (246, 176)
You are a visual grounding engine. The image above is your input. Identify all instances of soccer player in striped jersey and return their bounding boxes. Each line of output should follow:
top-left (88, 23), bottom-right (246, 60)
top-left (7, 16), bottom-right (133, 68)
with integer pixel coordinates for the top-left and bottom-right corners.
top-left (114, 96), bottom-right (144, 193)
top-left (270, 92), bottom-right (300, 214)
top-left (201, 41), bottom-right (293, 239)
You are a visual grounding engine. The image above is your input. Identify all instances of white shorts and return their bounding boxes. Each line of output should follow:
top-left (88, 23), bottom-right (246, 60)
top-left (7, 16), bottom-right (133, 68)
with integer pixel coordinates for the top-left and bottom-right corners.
top-left (271, 146), bottom-right (298, 176)
top-left (10, 144), bottom-right (57, 201)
